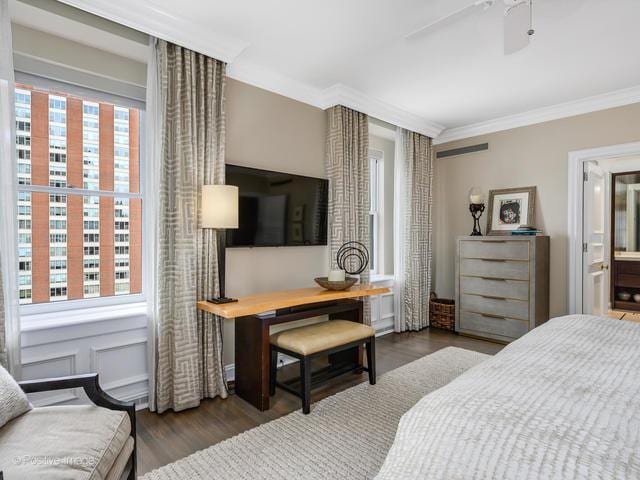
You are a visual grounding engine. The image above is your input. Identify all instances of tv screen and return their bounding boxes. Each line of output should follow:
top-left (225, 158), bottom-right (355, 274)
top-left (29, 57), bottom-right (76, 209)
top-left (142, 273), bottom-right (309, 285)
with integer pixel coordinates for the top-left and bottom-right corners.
top-left (225, 164), bottom-right (328, 247)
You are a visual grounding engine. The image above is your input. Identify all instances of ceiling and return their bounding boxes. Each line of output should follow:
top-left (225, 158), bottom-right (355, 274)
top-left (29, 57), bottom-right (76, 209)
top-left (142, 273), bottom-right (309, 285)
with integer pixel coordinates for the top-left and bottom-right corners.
top-left (17, 0), bottom-right (640, 140)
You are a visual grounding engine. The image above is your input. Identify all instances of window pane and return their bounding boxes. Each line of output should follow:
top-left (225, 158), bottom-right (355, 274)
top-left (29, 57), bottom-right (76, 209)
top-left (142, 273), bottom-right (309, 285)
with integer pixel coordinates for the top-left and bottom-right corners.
top-left (15, 83), bottom-right (142, 306)
top-left (16, 192), bottom-right (142, 305)
top-left (369, 213), bottom-right (375, 272)
top-left (14, 84), bottom-right (140, 193)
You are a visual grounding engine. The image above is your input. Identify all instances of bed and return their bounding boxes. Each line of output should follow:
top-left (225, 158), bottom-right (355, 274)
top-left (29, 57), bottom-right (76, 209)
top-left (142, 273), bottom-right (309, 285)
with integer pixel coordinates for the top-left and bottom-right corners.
top-left (375, 315), bottom-right (640, 479)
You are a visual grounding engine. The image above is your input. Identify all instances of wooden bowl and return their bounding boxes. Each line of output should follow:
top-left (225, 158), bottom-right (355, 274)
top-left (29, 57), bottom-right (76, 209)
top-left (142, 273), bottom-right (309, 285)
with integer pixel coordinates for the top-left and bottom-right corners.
top-left (314, 276), bottom-right (358, 291)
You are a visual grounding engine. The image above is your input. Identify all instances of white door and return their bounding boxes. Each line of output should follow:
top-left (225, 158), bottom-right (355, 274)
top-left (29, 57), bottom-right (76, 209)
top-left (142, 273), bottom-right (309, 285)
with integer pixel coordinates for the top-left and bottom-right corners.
top-left (583, 162), bottom-right (608, 315)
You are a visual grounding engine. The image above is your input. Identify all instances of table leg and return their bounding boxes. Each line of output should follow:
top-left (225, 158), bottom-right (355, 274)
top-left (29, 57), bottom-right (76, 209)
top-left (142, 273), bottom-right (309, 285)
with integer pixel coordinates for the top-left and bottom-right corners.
top-left (234, 315), bottom-right (270, 411)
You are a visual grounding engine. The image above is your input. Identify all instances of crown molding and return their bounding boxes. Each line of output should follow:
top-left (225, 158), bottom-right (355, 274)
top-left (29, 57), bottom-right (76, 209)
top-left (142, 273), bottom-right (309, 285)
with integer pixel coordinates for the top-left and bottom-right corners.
top-left (56, 0), bottom-right (249, 63)
top-left (226, 66), bottom-right (446, 139)
top-left (434, 84), bottom-right (640, 145)
top-left (52, 1), bottom-right (444, 137)
top-left (319, 84), bottom-right (445, 139)
top-left (226, 60), bottom-right (325, 108)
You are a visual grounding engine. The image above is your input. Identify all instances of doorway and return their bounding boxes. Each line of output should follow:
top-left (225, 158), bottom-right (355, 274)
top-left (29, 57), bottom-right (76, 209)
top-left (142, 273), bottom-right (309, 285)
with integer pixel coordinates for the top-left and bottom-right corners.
top-left (568, 142), bottom-right (640, 316)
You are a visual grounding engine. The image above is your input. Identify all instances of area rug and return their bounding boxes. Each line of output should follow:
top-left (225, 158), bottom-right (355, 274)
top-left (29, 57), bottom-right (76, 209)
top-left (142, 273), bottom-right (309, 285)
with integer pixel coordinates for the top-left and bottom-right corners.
top-left (141, 347), bottom-right (489, 480)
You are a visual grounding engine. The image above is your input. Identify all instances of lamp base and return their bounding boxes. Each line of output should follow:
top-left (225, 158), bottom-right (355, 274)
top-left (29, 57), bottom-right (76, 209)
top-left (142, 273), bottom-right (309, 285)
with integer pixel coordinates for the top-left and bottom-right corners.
top-left (208, 297), bottom-right (238, 304)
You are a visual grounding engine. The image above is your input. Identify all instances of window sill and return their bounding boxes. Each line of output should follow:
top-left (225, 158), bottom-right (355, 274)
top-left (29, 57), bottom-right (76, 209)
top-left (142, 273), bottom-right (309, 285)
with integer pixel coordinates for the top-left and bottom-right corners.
top-left (370, 274), bottom-right (394, 283)
top-left (20, 301), bottom-right (147, 332)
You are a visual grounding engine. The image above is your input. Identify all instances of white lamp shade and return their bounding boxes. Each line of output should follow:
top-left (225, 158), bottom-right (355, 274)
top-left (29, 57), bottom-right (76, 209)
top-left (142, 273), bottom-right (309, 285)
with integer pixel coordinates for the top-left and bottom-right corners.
top-left (202, 185), bottom-right (239, 229)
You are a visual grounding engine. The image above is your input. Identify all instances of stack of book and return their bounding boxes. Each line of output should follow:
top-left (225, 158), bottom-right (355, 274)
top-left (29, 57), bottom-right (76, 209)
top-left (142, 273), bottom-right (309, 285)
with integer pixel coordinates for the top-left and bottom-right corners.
top-left (511, 225), bottom-right (542, 236)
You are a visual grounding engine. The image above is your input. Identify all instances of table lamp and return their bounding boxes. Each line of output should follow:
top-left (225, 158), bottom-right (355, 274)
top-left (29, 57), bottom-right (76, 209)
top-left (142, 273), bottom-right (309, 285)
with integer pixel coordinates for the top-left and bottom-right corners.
top-left (202, 184), bottom-right (239, 304)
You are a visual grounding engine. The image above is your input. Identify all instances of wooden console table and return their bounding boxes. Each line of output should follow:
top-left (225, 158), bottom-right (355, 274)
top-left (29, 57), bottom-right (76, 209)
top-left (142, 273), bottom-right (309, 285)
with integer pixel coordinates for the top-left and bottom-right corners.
top-left (197, 284), bottom-right (389, 411)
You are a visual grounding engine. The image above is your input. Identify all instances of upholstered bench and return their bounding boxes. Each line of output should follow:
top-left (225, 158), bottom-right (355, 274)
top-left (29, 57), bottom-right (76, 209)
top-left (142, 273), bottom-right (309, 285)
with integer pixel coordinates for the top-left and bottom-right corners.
top-left (269, 320), bottom-right (376, 414)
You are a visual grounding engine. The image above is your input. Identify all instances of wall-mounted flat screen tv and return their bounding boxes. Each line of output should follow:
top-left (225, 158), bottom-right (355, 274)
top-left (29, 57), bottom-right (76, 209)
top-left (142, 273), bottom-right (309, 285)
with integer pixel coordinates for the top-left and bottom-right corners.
top-left (225, 164), bottom-right (328, 247)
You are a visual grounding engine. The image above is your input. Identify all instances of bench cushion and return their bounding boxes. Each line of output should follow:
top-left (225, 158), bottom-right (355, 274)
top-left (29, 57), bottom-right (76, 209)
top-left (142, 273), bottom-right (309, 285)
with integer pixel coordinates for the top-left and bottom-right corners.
top-left (0, 405), bottom-right (131, 480)
top-left (270, 320), bottom-right (375, 356)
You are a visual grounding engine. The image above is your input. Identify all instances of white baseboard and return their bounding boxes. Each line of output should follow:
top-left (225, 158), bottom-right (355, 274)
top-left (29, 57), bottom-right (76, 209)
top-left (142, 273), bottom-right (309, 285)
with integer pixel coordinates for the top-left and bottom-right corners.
top-left (375, 326), bottom-right (395, 337)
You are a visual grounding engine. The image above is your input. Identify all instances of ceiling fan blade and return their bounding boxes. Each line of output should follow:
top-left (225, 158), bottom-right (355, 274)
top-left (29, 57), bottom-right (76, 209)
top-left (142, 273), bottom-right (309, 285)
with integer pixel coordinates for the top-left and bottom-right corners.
top-left (504, 1), bottom-right (531, 54)
top-left (406, 0), bottom-right (494, 41)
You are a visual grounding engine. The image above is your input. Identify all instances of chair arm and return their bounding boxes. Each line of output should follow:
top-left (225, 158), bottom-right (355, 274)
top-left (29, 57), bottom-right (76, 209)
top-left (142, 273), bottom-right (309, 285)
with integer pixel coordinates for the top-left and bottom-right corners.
top-left (20, 373), bottom-right (102, 394)
top-left (19, 373), bottom-right (137, 479)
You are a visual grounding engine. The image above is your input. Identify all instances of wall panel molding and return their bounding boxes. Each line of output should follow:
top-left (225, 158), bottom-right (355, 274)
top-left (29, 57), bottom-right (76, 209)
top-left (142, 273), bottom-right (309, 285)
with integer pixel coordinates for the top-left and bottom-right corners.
top-left (22, 351), bottom-right (80, 406)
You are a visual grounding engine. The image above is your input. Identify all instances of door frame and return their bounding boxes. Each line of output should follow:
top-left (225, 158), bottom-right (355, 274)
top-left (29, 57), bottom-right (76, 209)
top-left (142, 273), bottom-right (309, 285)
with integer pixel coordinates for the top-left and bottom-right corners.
top-left (568, 142), bottom-right (640, 314)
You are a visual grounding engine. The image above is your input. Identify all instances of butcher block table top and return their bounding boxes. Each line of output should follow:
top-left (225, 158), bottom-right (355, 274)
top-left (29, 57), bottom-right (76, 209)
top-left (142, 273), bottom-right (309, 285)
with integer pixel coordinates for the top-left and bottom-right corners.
top-left (197, 284), bottom-right (389, 319)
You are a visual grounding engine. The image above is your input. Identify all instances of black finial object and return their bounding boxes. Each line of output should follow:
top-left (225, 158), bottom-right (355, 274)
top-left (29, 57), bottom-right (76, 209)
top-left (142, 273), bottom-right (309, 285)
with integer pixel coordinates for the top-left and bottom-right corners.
top-left (336, 241), bottom-right (369, 275)
top-left (469, 203), bottom-right (486, 236)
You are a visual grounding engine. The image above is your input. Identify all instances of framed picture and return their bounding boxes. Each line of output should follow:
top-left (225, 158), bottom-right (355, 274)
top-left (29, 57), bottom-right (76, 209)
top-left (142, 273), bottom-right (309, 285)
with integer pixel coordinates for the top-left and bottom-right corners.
top-left (486, 186), bottom-right (536, 235)
top-left (292, 223), bottom-right (304, 242)
top-left (292, 205), bottom-right (305, 222)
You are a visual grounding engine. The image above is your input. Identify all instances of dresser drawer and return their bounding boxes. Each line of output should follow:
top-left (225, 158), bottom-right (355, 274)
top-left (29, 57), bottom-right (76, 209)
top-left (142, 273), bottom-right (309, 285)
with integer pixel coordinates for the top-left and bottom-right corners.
top-left (460, 276), bottom-right (529, 301)
top-left (459, 258), bottom-right (529, 281)
top-left (460, 293), bottom-right (529, 320)
top-left (459, 311), bottom-right (529, 340)
top-left (460, 240), bottom-right (529, 261)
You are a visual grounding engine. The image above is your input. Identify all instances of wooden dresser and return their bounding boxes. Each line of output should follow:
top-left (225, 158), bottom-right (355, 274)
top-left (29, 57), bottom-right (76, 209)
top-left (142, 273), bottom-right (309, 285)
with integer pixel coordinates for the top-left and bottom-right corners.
top-left (455, 236), bottom-right (550, 343)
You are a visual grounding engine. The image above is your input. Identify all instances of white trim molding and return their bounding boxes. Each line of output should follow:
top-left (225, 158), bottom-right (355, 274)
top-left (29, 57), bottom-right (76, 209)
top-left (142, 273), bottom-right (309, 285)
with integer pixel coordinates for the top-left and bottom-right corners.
top-left (57, 0), bottom-right (249, 63)
top-left (51, 1), bottom-right (640, 144)
top-left (567, 142), bottom-right (640, 315)
top-left (22, 351), bottom-right (80, 406)
top-left (227, 60), bottom-right (324, 109)
top-left (89, 338), bottom-right (148, 373)
top-left (319, 84), bottom-right (445, 139)
top-left (436, 85), bottom-right (640, 145)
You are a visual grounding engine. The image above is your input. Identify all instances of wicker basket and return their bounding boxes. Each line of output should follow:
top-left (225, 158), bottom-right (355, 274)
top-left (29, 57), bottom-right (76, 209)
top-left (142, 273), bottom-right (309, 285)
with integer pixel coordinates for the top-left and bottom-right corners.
top-left (429, 292), bottom-right (455, 331)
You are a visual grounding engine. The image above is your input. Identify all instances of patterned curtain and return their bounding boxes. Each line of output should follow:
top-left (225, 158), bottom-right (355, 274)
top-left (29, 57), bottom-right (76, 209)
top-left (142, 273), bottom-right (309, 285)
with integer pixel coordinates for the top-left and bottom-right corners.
top-left (325, 105), bottom-right (371, 324)
top-left (394, 128), bottom-right (433, 332)
top-left (153, 40), bottom-right (228, 413)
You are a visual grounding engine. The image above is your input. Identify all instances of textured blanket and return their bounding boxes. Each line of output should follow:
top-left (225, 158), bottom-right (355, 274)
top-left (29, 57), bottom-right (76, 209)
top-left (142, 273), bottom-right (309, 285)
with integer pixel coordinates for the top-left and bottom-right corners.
top-left (376, 315), bottom-right (640, 480)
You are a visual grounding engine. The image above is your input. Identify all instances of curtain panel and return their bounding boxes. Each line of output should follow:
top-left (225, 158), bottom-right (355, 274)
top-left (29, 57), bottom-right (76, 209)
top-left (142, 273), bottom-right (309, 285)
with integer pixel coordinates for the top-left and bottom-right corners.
top-left (152, 39), bottom-right (228, 413)
top-left (325, 105), bottom-right (371, 324)
top-left (394, 128), bottom-right (434, 332)
top-left (0, 0), bottom-right (21, 375)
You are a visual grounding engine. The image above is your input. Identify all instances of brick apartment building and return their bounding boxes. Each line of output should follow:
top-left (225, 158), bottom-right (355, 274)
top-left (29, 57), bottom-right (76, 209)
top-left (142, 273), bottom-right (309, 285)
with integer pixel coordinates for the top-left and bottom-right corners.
top-left (15, 84), bottom-right (141, 304)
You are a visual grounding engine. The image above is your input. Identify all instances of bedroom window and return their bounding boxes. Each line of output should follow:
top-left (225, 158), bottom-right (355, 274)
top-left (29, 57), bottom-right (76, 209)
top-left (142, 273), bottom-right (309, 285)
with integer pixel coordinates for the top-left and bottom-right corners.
top-left (14, 79), bottom-right (143, 311)
top-left (369, 150), bottom-right (384, 275)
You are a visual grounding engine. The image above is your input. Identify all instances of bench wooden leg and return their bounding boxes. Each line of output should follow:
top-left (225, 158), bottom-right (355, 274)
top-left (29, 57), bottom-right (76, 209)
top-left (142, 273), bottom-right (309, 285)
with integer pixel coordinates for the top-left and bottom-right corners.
top-left (301, 357), bottom-right (311, 414)
top-left (366, 336), bottom-right (376, 385)
top-left (269, 347), bottom-right (277, 396)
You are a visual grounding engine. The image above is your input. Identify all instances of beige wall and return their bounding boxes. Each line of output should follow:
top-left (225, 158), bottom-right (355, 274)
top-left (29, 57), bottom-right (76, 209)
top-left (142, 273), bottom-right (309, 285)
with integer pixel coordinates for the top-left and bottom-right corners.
top-left (433, 103), bottom-right (640, 318)
top-left (224, 78), bottom-right (328, 365)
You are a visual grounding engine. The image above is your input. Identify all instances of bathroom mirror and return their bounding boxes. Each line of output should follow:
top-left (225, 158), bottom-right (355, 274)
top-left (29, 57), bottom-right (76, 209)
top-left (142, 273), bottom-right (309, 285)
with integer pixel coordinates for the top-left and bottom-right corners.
top-left (613, 171), bottom-right (640, 259)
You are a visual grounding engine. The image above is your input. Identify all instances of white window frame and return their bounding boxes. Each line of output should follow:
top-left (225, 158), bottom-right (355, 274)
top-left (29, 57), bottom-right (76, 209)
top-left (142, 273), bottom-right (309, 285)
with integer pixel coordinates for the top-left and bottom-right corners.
top-left (15, 73), bottom-right (146, 323)
top-left (369, 149), bottom-right (385, 276)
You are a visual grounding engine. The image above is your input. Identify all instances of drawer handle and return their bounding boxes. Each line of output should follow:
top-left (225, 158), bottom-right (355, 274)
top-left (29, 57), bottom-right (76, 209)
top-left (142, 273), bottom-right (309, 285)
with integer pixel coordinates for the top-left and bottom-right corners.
top-left (480, 240), bottom-right (506, 243)
top-left (480, 313), bottom-right (506, 320)
top-left (481, 295), bottom-right (506, 301)
top-left (480, 277), bottom-right (506, 281)
top-left (479, 258), bottom-right (507, 262)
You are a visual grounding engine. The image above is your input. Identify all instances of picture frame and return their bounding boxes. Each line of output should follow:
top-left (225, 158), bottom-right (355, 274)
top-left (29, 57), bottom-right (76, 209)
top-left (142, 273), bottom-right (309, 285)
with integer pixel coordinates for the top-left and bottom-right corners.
top-left (486, 186), bottom-right (536, 235)
top-left (292, 222), bottom-right (304, 242)
top-left (292, 205), bottom-right (305, 222)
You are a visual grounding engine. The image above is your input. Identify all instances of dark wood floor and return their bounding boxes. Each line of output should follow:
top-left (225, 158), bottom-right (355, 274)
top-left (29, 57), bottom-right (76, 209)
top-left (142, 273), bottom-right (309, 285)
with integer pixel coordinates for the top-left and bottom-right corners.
top-left (136, 328), bottom-right (503, 475)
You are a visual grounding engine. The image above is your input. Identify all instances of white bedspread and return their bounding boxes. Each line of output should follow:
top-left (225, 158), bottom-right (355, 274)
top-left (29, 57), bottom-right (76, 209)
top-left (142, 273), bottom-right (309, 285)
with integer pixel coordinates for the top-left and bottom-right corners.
top-left (376, 315), bottom-right (640, 479)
